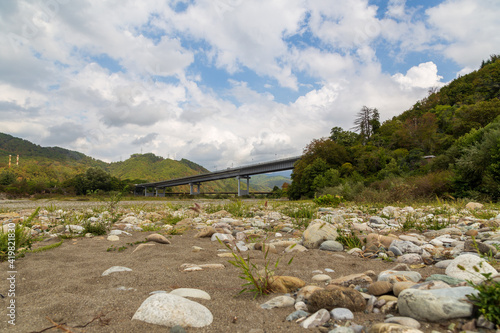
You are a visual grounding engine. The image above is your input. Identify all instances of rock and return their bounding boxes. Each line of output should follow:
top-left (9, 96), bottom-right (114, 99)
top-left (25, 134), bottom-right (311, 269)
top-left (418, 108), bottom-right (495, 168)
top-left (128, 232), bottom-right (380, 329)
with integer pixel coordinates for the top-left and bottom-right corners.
top-left (109, 230), bottom-right (131, 236)
top-left (286, 310), bottom-right (309, 321)
top-left (296, 285), bottom-right (324, 302)
top-left (378, 270), bottom-right (422, 283)
top-left (328, 273), bottom-right (373, 289)
top-left (132, 293), bottom-right (213, 328)
top-left (392, 282), bottom-right (417, 296)
top-left (380, 300), bottom-right (397, 313)
top-left (107, 235), bottom-right (119, 241)
top-left (384, 316), bottom-right (421, 329)
top-left (329, 327), bottom-right (356, 333)
top-left (284, 243), bottom-right (308, 253)
top-left (319, 240), bottom-right (344, 252)
top-left (368, 281), bottom-right (393, 296)
top-left (132, 243), bottom-right (156, 253)
top-left (308, 286), bottom-right (366, 312)
top-left (146, 233), bottom-right (171, 244)
top-left (434, 260), bottom-right (453, 269)
top-left (170, 288), bottom-right (211, 300)
top-left (330, 308), bottom-right (354, 320)
top-left (465, 202), bottom-right (483, 210)
top-left (170, 325), bottom-right (187, 333)
top-left (396, 254), bottom-right (423, 265)
top-left (398, 287), bottom-right (478, 322)
top-left (268, 276), bottom-right (306, 293)
top-left (312, 274), bottom-right (332, 283)
top-left (302, 221), bottom-right (339, 249)
top-left (364, 233), bottom-right (398, 249)
top-left (211, 233), bottom-right (234, 242)
top-left (194, 226), bottom-right (216, 238)
top-left (410, 280), bottom-right (450, 291)
top-left (294, 301), bottom-right (308, 311)
top-left (301, 309), bottom-right (330, 329)
top-left (445, 254), bottom-right (498, 284)
top-left (102, 266), bottom-right (132, 276)
top-left (464, 239), bottom-right (498, 255)
top-left (378, 295), bottom-right (398, 303)
top-left (368, 323), bottom-right (423, 333)
top-left (260, 295), bottom-right (295, 309)
top-left (390, 240), bottom-right (423, 254)
top-left (425, 274), bottom-right (464, 286)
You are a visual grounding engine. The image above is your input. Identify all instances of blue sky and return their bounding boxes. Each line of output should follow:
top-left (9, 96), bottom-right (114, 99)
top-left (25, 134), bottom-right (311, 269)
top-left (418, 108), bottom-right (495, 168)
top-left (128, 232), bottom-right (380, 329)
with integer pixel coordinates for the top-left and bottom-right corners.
top-left (0, 0), bottom-right (499, 169)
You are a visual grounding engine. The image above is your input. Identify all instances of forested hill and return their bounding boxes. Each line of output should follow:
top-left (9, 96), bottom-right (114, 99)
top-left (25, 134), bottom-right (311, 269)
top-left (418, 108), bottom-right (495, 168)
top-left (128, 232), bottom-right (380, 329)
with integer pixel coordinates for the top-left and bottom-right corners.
top-left (0, 132), bottom-right (105, 168)
top-left (0, 135), bottom-right (277, 195)
top-left (289, 55), bottom-right (500, 202)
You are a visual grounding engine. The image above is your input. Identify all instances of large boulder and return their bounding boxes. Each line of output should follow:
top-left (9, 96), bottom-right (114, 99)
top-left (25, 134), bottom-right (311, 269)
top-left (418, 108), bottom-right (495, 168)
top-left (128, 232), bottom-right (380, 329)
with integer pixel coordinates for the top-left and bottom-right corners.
top-left (398, 287), bottom-right (478, 322)
top-left (445, 254), bottom-right (498, 284)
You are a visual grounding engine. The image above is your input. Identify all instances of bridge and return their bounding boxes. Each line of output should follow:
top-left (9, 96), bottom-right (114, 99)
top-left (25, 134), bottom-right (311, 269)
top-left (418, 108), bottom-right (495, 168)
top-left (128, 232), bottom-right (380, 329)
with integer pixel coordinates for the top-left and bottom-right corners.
top-left (134, 156), bottom-right (301, 197)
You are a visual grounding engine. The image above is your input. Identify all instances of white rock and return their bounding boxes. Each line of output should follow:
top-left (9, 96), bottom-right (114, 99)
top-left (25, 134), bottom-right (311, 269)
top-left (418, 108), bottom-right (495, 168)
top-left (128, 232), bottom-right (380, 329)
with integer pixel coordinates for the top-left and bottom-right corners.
top-left (170, 288), bottom-right (211, 300)
top-left (260, 296), bottom-right (295, 309)
top-left (445, 254), bottom-right (498, 284)
top-left (132, 293), bottom-right (213, 327)
top-left (107, 235), bottom-right (119, 241)
top-left (211, 233), bottom-right (234, 242)
top-left (301, 309), bottom-right (330, 328)
top-left (102, 266), bottom-right (132, 276)
top-left (312, 274), bottom-right (332, 283)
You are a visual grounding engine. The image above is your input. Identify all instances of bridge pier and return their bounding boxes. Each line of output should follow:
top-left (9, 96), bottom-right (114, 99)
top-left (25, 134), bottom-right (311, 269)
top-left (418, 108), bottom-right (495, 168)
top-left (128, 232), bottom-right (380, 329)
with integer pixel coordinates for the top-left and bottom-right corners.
top-left (237, 176), bottom-right (250, 196)
top-left (190, 182), bottom-right (201, 195)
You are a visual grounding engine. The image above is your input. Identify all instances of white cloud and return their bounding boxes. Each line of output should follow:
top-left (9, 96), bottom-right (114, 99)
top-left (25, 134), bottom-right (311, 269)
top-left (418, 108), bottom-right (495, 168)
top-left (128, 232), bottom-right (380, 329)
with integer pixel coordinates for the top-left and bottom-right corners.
top-left (0, 0), bottom-right (498, 171)
top-left (426, 0), bottom-right (500, 69)
top-left (392, 62), bottom-right (444, 89)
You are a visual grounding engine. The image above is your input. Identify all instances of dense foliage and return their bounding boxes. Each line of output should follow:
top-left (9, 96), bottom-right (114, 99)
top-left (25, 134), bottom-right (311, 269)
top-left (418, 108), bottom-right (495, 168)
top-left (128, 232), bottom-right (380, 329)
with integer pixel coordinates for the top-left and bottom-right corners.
top-left (289, 55), bottom-right (500, 202)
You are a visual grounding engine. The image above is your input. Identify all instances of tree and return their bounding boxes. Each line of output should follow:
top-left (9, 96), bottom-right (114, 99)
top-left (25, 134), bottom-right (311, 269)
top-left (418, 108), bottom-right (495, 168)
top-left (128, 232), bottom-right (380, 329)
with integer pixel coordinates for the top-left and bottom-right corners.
top-left (330, 127), bottom-right (358, 146)
top-left (352, 106), bottom-right (380, 144)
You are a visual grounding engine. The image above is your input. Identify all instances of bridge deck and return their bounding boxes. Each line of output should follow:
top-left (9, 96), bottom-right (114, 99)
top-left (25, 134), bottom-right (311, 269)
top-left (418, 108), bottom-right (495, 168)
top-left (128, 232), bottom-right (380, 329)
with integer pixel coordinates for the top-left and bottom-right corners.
top-left (135, 156), bottom-right (300, 190)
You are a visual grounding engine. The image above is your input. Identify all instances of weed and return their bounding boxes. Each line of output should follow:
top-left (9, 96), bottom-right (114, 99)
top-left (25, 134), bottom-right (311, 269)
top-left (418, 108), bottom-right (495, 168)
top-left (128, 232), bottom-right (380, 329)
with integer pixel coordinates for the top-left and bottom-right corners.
top-left (28, 240), bottom-right (63, 253)
top-left (336, 228), bottom-right (364, 249)
top-left (398, 213), bottom-right (419, 232)
top-left (472, 210), bottom-right (498, 220)
top-left (217, 236), bottom-right (294, 298)
top-left (281, 203), bottom-right (315, 229)
top-left (162, 215), bottom-right (183, 225)
top-left (46, 203), bottom-right (58, 213)
top-left (140, 225), bottom-right (163, 232)
top-left (82, 220), bottom-right (109, 236)
top-left (458, 264), bottom-right (500, 328)
top-left (0, 223), bottom-right (33, 261)
top-left (225, 199), bottom-right (253, 218)
top-left (106, 245), bottom-right (127, 252)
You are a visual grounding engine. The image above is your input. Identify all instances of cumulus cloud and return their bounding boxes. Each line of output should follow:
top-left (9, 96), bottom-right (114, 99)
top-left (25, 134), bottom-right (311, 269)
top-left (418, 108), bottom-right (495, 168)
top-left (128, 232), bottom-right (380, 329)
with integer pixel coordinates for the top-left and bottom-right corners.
top-left (392, 62), bottom-right (444, 89)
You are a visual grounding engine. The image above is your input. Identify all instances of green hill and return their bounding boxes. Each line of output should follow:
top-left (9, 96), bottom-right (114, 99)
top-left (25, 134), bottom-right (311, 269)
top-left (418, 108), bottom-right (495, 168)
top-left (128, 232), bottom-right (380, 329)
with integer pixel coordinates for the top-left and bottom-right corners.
top-left (0, 134), bottom-right (281, 195)
top-left (289, 54), bottom-right (500, 202)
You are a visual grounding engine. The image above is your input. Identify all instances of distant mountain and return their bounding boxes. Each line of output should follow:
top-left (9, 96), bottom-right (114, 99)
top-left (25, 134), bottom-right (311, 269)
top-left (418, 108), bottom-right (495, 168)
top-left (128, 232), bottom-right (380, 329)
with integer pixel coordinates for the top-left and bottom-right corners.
top-left (250, 174), bottom-right (291, 189)
top-left (0, 133), bottom-right (287, 193)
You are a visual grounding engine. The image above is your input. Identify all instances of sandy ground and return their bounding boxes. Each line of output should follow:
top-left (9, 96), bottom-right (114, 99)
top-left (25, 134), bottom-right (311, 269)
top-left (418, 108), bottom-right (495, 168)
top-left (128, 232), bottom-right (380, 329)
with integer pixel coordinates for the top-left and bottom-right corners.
top-left (0, 222), bottom-right (450, 333)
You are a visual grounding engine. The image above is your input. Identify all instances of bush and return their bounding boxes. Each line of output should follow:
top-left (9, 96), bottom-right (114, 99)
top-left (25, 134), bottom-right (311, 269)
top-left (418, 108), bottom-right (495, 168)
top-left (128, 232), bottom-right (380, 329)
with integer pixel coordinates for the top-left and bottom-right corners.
top-left (313, 194), bottom-right (344, 207)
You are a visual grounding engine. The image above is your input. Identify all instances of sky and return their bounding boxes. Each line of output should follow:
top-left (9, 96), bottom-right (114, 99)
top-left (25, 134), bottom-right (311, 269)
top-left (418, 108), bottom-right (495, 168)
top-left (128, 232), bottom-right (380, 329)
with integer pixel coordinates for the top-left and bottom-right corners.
top-left (0, 0), bottom-right (499, 171)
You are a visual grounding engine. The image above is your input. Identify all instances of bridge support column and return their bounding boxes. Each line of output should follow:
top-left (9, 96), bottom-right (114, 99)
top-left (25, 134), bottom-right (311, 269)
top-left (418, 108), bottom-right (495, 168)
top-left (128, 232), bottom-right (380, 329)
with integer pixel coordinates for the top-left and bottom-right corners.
top-left (237, 176), bottom-right (250, 196)
top-left (190, 182), bottom-right (201, 195)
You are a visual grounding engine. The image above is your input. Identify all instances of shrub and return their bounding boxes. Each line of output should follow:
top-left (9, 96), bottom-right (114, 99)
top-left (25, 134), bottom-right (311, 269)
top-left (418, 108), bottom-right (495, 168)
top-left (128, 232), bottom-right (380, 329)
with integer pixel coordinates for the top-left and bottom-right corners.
top-left (313, 194), bottom-right (344, 207)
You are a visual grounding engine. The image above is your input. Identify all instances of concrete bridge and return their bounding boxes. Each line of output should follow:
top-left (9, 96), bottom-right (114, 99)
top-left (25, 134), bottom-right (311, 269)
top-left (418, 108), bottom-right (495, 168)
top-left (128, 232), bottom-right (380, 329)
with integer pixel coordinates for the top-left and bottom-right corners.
top-left (134, 156), bottom-right (300, 196)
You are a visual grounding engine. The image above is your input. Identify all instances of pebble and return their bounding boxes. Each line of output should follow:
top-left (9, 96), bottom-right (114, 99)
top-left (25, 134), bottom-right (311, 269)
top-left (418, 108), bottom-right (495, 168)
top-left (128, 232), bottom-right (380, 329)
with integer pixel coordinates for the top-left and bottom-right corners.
top-left (107, 235), bottom-right (120, 241)
top-left (101, 266), bottom-right (132, 276)
top-left (384, 316), bottom-right (421, 329)
top-left (260, 296), bottom-right (295, 309)
top-left (301, 309), bottom-right (330, 328)
top-left (319, 240), bottom-right (344, 252)
top-left (286, 310), bottom-right (309, 321)
top-left (312, 274), bottom-right (332, 283)
top-left (330, 308), bottom-right (354, 320)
